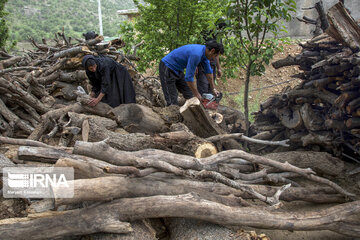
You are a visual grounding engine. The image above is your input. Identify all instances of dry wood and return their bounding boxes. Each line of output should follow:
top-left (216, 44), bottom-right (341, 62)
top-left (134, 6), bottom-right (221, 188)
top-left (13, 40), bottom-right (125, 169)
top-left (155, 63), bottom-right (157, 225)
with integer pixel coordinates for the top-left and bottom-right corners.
top-left (180, 97), bottom-right (223, 138)
top-left (52, 176), bottom-right (248, 208)
top-left (0, 56), bottom-right (22, 69)
top-left (84, 120), bottom-right (217, 157)
top-left (110, 103), bottom-right (168, 133)
top-left (300, 103), bottom-right (324, 131)
top-left (52, 46), bottom-right (92, 60)
top-left (0, 98), bottom-right (34, 134)
top-left (2, 194), bottom-right (360, 239)
top-left (326, 2), bottom-right (360, 51)
top-left (206, 133), bottom-right (289, 147)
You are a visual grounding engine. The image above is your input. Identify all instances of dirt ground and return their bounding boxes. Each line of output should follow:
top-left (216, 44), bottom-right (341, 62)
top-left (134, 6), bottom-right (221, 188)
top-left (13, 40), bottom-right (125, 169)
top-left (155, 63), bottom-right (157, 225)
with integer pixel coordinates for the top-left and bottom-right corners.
top-left (217, 43), bottom-right (303, 114)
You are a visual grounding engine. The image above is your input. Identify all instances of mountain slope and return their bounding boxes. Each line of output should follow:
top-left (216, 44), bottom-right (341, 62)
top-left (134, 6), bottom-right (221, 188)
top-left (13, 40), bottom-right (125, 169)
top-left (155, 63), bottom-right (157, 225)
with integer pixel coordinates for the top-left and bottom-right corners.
top-left (5, 0), bottom-right (135, 41)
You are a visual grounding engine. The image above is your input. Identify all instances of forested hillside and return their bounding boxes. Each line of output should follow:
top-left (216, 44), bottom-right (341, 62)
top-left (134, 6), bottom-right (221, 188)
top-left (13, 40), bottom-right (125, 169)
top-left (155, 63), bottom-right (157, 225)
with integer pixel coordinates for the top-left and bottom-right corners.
top-left (5, 0), bottom-right (135, 42)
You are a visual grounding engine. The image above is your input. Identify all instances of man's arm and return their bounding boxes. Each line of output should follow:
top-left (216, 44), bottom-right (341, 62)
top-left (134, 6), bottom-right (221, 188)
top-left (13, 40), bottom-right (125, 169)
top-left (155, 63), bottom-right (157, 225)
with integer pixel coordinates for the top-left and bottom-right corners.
top-left (186, 81), bottom-right (202, 100)
top-left (206, 73), bottom-right (220, 96)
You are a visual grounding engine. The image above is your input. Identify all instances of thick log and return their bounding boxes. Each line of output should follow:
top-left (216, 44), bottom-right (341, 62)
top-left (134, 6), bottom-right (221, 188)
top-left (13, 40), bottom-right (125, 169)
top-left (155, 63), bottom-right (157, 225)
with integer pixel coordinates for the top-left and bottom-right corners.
top-left (301, 131), bottom-right (334, 147)
top-left (0, 209), bottom-right (132, 240)
top-left (180, 97), bottom-right (223, 138)
top-left (1, 194), bottom-right (360, 239)
top-left (58, 70), bottom-right (87, 83)
top-left (0, 77), bottom-right (49, 114)
top-left (51, 81), bottom-right (78, 100)
top-left (0, 56), bottom-right (22, 69)
top-left (55, 156), bottom-right (140, 179)
top-left (300, 103), bottom-right (325, 131)
top-left (110, 103), bottom-right (168, 133)
top-left (153, 105), bottom-right (183, 124)
top-left (272, 55), bottom-right (298, 69)
top-left (85, 120), bottom-right (217, 157)
top-left (277, 107), bottom-right (303, 130)
top-left (67, 112), bottom-right (118, 130)
top-left (18, 146), bottom-right (72, 163)
top-left (72, 142), bottom-right (356, 198)
top-left (326, 2), bottom-right (360, 51)
top-left (51, 46), bottom-right (92, 59)
top-left (52, 176), bottom-right (247, 208)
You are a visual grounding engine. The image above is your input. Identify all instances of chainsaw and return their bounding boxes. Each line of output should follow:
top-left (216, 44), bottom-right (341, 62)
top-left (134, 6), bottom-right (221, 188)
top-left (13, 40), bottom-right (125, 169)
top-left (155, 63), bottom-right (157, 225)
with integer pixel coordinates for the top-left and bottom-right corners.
top-left (201, 92), bottom-right (223, 110)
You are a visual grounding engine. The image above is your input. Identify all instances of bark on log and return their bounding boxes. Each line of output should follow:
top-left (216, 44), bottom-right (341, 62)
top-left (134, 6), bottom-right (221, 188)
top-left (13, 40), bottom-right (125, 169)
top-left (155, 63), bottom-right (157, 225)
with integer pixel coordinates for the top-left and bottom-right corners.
top-left (52, 176), bottom-right (247, 208)
top-left (0, 209), bottom-right (132, 240)
top-left (71, 140), bottom-right (354, 201)
top-left (180, 97), bottom-right (223, 138)
top-left (0, 98), bottom-right (34, 134)
top-left (52, 46), bottom-right (92, 60)
top-left (180, 98), bottom-right (242, 150)
top-left (326, 2), bottom-right (360, 51)
top-left (85, 120), bottom-right (217, 157)
top-left (300, 103), bottom-right (325, 131)
top-left (110, 103), bottom-right (168, 133)
top-left (0, 77), bottom-right (49, 114)
top-left (0, 56), bottom-right (22, 69)
top-left (1, 194), bottom-right (359, 239)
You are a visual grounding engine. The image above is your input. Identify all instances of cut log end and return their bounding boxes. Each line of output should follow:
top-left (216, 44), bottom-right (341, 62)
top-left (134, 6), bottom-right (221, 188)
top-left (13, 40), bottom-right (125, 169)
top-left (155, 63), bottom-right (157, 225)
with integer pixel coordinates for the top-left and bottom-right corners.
top-left (194, 142), bottom-right (217, 158)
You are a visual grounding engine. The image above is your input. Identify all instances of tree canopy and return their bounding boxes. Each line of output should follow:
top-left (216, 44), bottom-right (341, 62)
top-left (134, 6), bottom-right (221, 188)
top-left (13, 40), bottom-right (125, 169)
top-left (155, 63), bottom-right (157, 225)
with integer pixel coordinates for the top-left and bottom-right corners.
top-left (119, 0), bottom-right (227, 72)
top-left (5, 0), bottom-right (136, 42)
top-left (0, 0), bottom-right (9, 48)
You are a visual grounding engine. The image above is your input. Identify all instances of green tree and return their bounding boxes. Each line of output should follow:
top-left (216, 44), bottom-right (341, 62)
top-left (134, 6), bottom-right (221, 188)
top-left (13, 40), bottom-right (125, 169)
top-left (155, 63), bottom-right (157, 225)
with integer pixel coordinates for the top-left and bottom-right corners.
top-left (0, 0), bottom-right (9, 48)
top-left (223, 0), bottom-right (296, 137)
top-left (120, 0), bottom-right (226, 72)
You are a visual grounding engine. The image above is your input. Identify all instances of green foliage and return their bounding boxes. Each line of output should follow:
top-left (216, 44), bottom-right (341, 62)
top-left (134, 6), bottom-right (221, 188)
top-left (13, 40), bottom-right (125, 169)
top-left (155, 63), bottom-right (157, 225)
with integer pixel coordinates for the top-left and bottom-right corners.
top-left (223, 0), bottom-right (296, 77)
top-left (222, 0), bottom-right (296, 135)
top-left (0, 0), bottom-right (9, 48)
top-left (5, 0), bottom-right (136, 42)
top-left (119, 0), bottom-right (227, 72)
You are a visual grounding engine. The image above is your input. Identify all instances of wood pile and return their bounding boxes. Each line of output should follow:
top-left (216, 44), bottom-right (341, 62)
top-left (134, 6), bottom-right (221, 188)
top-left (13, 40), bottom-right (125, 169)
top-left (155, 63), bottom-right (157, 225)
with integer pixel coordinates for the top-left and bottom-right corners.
top-left (253, 2), bottom-right (360, 162)
top-left (0, 17), bottom-right (359, 239)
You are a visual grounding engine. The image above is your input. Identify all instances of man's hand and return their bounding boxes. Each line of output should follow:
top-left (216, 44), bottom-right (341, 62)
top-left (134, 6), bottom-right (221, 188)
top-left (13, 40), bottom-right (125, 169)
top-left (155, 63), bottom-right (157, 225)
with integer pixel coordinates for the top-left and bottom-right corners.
top-left (212, 88), bottom-right (220, 97)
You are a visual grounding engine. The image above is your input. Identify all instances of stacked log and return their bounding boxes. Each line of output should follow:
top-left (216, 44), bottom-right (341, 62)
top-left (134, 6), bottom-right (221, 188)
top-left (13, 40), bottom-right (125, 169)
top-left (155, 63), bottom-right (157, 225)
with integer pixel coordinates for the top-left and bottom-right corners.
top-left (253, 2), bottom-right (360, 162)
top-left (0, 137), bottom-right (358, 239)
top-left (0, 32), bottom-right (166, 139)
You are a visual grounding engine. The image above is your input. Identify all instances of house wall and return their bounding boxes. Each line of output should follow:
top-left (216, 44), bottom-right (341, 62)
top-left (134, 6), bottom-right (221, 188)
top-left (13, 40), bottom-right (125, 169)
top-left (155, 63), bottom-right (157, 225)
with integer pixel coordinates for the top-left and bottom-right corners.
top-left (281, 0), bottom-right (360, 38)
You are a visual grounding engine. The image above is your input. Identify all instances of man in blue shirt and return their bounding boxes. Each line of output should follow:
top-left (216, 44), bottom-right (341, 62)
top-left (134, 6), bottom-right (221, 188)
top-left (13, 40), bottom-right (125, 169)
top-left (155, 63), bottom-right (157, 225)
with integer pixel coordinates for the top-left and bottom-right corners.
top-left (159, 41), bottom-right (223, 105)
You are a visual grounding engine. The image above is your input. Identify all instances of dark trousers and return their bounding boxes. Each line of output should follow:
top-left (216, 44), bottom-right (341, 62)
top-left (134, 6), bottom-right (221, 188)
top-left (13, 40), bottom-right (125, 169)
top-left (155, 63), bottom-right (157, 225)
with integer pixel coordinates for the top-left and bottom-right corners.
top-left (196, 61), bottom-right (216, 95)
top-left (159, 60), bottom-right (193, 105)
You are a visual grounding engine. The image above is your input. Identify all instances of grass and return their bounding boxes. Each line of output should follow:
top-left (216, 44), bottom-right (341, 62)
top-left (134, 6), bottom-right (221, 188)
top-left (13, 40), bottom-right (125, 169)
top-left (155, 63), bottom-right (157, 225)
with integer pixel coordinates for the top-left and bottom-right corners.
top-left (222, 84), bottom-right (266, 123)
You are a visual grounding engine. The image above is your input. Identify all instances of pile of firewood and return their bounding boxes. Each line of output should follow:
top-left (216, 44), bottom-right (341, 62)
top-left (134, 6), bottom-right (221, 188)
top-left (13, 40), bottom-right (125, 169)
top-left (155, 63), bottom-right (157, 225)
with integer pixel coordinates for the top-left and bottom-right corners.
top-left (0, 4), bottom-right (359, 238)
top-left (253, 2), bottom-right (360, 162)
top-left (0, 31), bottom-right (165, 140)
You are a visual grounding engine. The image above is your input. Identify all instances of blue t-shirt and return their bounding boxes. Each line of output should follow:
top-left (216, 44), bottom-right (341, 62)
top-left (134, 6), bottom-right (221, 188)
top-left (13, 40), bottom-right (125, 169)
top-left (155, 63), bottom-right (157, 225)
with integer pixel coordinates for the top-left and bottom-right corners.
top-left (162, 44), bottom-right (213, 82)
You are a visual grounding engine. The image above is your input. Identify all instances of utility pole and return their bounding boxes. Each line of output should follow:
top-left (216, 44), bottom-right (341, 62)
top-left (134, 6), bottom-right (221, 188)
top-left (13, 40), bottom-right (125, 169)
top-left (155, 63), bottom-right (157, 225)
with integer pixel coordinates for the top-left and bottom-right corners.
top-left (98, 0), bottom-right (103, 36)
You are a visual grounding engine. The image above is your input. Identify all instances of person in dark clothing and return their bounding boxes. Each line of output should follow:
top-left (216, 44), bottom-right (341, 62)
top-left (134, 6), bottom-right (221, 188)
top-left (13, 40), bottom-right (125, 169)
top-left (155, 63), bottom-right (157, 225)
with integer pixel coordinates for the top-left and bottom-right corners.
top-left (83, 31), bottom-right (98, 40)
top-left (159, 41), bottom-right (223, 106)
top-left (82, 55), bottom-right (136, 107)
top-left (196, 19), bottom-right (226, 95)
